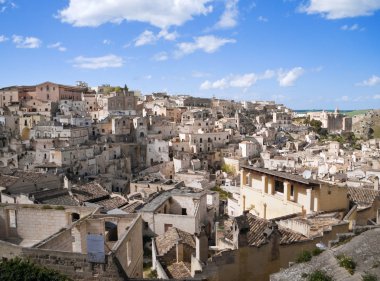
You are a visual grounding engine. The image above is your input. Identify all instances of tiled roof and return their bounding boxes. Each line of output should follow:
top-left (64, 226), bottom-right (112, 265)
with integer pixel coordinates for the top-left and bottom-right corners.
top-left (347, 186), bottom-right (380, 208)
top-left (95, 197), bottom-right (128, 211)
top-left (121, 201), bottom-right (143, 213)
top-left (71, 182), bottom-right (109, 203)
top-left (226, 214), bottom-right (308, 247)
top-left (155, 227), bottom-right (195, 256)
top-left (39, 195), bottom-right (79, 206)
top-left (31, 188), bottom-right (79, 206)
top-left (0, 174), bottom-right (18, 187)
top-left (166, 262), bottom-right (191, 279)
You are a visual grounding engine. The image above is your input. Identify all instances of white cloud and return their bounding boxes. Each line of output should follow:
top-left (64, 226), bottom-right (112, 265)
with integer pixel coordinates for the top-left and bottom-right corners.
top-left (357, 75), bottom-right (380, 86)
top-left (72, 54), bottom-right (124, 69)
top-left (373, 94), bottom-right (380, 99)
top-left (134, 30), bottom-right (157, 47)
top-left (200, 70), bottom-right (273, 90)
top-left (134, 29), bottom-right (178, 47)
top-left (300, 0), bottom-right (380, 19)
top-left (192, 71), bottom-right (211, 78)
top-left (215, 0), bottom-right (239, 29)
top-left (277, 67), bottom-right (305, 87)
top-left (341, 23), bottom-right (365, 31)
top-left (0, 35), bottom-right (8, 42)
top-left (103, 39), bottom-right (112, 45)
top-left (336, 95), bottom-right (350, 101)
top-left (58, 0), bottom-right (213, 29)
top-left (341, 23), bottom-right (359, 30)
top-left (257, 16), bottom-right (268, 22)
top-left (158, 29), bottom-right (178, 41)
top-left (201, 68), bottom-right (305, 90)
top-left (175, 35), bottom-right (236, 57)
top-left (48, 42), bottom-right (67, 52)
top-left (12, 35), bottom-right (42, 48)
top-left (152, 52), bottom-right (169, 61)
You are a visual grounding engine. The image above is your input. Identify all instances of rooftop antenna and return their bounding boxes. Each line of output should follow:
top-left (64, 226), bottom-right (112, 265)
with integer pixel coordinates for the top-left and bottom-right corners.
top-left (302, 170), bottom-right (312, 180)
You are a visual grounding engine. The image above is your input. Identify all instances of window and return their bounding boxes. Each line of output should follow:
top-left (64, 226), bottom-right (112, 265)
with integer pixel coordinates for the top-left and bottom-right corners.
top-left (127, 240), bottom-right (132, 266)
top-left (290, 185), bottom-right (294, 197)
top-left (164, 224), bottom-right (173, 232)
top-left (71, 213), bottom-right (80, 222)
top-left (274, 180), bottom-right (284, 194)
top-left (182, 208), bottom-right (187, 215)
top-left (9, 210), bottom-right (16, 228)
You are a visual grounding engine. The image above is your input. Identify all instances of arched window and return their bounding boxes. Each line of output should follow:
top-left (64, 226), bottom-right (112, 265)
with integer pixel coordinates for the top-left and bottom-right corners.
top-left (71, 213), bottom-right (80, 222)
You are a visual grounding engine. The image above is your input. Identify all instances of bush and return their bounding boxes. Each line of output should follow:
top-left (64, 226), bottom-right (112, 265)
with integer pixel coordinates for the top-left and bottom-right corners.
top-left (337, 255), bottom-right (356, 275)
top-left (221, 164), bottom-right (236, 175)
top-left (147, 269), bottom-right (158, 278)
top-left (307, 270), bottom-right (333, 281)
top-left (296, 250), bottom-right (312, 263)
top-left (41, 205), bottom-right (53, 209)
top-left (0, 258), bottom-right (71, 281)
top-left (362, 273), bottom-right (378, 281)
top-left (54, 206), bottom-right (65, 210)
top-left (312, 248), bottom-right (324, 256)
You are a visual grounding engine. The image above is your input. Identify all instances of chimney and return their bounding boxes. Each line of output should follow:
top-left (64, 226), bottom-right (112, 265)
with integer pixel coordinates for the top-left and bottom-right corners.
top-left (63, 176), bottom-right (71, 191)
top-left (374, 177), bottom-right (379, 191)
top-left (233, 211), bottom-right (250, 249)
top-left (176, 240), bottom-right (184, 262)
top-left (195, 225), bottom-right (208, 263)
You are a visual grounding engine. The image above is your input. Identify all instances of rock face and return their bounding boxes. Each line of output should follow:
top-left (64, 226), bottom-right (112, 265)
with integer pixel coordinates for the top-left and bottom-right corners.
top-left (270, 228), bottom-right (380, 281)
top-left (352, 109), bottom-right (380, 139)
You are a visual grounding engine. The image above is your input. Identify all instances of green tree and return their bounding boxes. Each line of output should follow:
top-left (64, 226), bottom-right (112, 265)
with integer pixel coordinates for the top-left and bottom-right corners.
top-left (0, 258), bottom-right (71, 281)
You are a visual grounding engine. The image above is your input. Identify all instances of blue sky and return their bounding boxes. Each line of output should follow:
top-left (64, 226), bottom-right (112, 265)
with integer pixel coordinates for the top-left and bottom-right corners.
top-left (0, 0), bottom-right (379, 109)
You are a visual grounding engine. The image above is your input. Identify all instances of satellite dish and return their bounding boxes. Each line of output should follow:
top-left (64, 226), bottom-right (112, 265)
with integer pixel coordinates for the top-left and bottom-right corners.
top-left (303, 170), bottom-right (312, 179)
top-left (329, 166), bottom-right (337, 175)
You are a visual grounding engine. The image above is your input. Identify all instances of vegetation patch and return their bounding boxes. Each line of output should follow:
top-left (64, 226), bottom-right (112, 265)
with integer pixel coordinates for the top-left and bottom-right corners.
top-left (312, 248), bottom-right (324, 256)
top-left (221, 163), bottom-right (236, 175)
top-left (362, 273), bottom-right (378, 281)
top-left (336, 255), bottom-right (356, 275)
top-left (211, 185), bottom-right (233, 200)
top-left (296, 250), bottom-right (312, 263)
top-left (54, 206), bottom-right (65, 210)
top-left (0, 258), bottom-right (71, 281)
top-left (41, 205), bottom-right (53, 209)
top-left (306, 270), bottom-right (334, 281)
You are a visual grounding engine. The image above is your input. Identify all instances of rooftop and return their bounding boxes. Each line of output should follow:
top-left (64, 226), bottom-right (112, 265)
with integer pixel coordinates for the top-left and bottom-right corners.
top-left (226, 213), bottom-right (308, 246)
top-left (241, 165), bottom-right (320, 186)
top-left (155, 227), bottom-right (195, 256)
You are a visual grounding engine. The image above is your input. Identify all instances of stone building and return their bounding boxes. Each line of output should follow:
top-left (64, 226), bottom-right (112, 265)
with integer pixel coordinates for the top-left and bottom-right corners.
top-left (240, 166), bottom-right (349, 219)
top-left (139, 187), bottom-right (208, 236)
top-left (0, 203), bottom-right (143, 280)
top-left (307, 109), bottom-right (352, 133)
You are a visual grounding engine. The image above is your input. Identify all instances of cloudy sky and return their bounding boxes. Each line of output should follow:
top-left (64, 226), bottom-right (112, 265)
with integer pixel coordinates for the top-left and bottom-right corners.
top-left (0, 0), bottom-right (379, 109)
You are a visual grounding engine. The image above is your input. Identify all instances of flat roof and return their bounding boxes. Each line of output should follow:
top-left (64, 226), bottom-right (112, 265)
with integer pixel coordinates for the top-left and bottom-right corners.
top-left (241, 165), bottom-right (320, 186)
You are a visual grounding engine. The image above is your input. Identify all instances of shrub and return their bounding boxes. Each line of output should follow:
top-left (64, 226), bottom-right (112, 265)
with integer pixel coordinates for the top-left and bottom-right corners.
top-left (41, 205), bottom-right (53, 209)
top-left (362, 273), bottom-right (378, 281)
top-left (147, 269), bottom-right (158, 278)
top-left (307, 270), bottom-right (333, 281)
top-left (296, 250), bottom-right (312, 263)
top-left (336, 255), bottom-right (356, 275)
top-left (0, 258), bottom-right (71, 281)
top-left (54, 206), bottom-right (65, 210)
top-left (312, 248), bottom-right (324, 256)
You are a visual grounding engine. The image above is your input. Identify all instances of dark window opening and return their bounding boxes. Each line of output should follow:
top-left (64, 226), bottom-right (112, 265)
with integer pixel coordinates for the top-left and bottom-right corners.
top-left (71, 213), bottom-right (80, 222)
top-left (182, 208), bottom-right (187, 215)
top-left (275, 180), bottom-right (284, 194)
